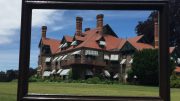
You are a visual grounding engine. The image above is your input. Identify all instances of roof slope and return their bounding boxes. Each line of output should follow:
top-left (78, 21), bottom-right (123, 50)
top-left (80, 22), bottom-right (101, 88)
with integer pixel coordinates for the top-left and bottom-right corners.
top-left (75, 28), bottom-right (122, 51)
top-left (127, 35), bottom-right (154, 50)
top-left (64, 35), bottom-right (73, 42)
top-left (41, 38), bottom-right (61, 54)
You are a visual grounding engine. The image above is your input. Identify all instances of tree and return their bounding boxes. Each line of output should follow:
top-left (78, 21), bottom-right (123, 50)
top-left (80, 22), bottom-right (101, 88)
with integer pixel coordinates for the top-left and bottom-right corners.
top-left (135, 1), bottom-right (180, 47)
top-left (135, 11), bottom-right (156, 45)
top-left (128, 49), bottom-right (175, 86)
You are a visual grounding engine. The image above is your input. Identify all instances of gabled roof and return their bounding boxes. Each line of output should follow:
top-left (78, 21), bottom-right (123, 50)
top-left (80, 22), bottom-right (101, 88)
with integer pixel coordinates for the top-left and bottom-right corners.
top-left (128, 42), bottom-right (154, 50)
top-left (104, 35), bottom-right (122, 50)
top-left (102, 24), bottom-right (118, 38)
top-left (117, 39), bottom-right (127, 49)
top-left (127, 35), bottom-right (144, 42)
top-left (74, 27), bottom-right (122, 51)
top-left (127, 35), bottom-right (154, 50)
top-left (61, 35), bottom-right (73, 44)
top-left (41, 38), bottom-right (61, 54)
top-left (64, 35), bottom-right (73, 42)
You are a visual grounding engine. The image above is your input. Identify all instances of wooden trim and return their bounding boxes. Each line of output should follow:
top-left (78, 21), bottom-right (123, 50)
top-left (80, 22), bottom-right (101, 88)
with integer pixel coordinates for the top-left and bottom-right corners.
top-left (22, 95), bottom-right (163, 101)
top-left (17, 1), bottom-right (32, 101)
top-left (18, 0), bottom-right (170, 101)
top-left (159, 4), bottom-right (170, 101)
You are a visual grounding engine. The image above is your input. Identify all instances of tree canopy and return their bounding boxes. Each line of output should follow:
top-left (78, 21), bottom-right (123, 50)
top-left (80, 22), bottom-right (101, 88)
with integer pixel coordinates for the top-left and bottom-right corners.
top-left (135, 1), bottom-right (180, 47)
top-left (128, 49), bottom-right (175, 86)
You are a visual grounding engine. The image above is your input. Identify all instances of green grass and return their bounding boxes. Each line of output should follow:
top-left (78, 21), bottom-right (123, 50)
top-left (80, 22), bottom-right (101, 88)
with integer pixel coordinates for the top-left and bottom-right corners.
top-left (29, 82), bottom-right (159, 96)
top-left (0, 82), bottom-right (17, 101)
top-left (0, 82), bottom-right (180, 101)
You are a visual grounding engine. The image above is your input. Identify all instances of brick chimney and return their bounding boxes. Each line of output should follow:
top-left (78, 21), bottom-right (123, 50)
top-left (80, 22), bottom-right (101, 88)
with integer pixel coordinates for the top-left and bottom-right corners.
top-left (154, 13), bottom-right (159, 49)
top-left (42, 26), bottom-right (47, 38)
top-left (96, 14), bottom-right (104, 33)
top-left (76, 16), bottom-right (83, 36)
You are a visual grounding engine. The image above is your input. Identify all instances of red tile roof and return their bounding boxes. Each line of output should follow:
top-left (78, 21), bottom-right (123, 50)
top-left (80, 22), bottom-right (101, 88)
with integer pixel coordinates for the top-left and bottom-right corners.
top-left (117, 39), bottom-right (127, 49)
top-left (64, 35), bottom-right (73, 42)
top-left (75, 35), bottom-right (86, 41)
top-left (41, 38), bottom-right (61, 54)
top-left (169, 47), bottom-right (175, 54)
top-left (74, 28), bottom-right (123, 51)
top-left (42, 26), bottom-right (176, 56)
top-left (127, 35), bottom-right (154, 50)
top-left (127, 35), bottom-right (144, 42)
top-left (104, 35), bottom-right (123, 50)
top-left (175, 66), bottom-right (180, 73)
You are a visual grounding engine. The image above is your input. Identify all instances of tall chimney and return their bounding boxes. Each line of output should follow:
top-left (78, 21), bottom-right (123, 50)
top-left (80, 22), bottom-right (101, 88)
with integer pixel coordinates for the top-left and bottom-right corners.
top-left (154, 13), bottom-right (159, 49)
top-left (76, 16), bottom-right (83, 36)
top-left (42, 26), bottom-right (47, 38)
top-left (96, 14), bottom-right (104, 33)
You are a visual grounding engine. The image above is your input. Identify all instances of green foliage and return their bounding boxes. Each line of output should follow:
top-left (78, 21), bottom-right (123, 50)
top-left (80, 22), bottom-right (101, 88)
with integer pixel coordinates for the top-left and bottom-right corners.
top-left (28, 75), bottom-right (44, 82)
top-left (170, 73), bottom-right (180, 88)
top-left (128, 49), bottom-right (175, 86)
top-left (135, 11), bottom-right (157, 44)
top-left (87, 77), bottom-right (101, 84)
top-left (171, 79), bottom-right (180, 88)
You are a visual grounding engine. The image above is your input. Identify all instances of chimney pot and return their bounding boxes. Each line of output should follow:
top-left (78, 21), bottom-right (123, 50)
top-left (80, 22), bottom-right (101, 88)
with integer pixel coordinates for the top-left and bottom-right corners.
top-left (76, 16), bottom-right (83, 36)
top-left (42, 26), bottom-right (47, 38)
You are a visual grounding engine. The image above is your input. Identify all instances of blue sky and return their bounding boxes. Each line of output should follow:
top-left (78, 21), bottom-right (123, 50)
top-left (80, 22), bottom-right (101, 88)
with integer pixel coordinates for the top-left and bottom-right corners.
top-left (0, 0), bottom-right (152, 71)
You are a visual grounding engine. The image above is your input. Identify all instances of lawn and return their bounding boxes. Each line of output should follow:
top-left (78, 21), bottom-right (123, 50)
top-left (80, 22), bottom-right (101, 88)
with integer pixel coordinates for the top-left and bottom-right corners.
top-left (0, 82), bottom-right (179, 101)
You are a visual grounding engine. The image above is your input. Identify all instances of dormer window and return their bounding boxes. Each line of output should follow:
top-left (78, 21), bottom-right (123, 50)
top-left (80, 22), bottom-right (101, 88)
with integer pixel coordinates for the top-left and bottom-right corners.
top-left (71, 40), bottom-right (77, 46)
top-left (177, 58), bottom-right (180, 64)
top-left (99, 41), bottom-right (106, 46)
top-left (62, 43), bottom-right (68, 48)
top-left (59, 44), bottom-right (63, 48)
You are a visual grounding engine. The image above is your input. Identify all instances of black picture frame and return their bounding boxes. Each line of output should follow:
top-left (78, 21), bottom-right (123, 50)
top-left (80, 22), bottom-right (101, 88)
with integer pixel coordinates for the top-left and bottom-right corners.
top-left (18, 0), bottom-right (170, 101)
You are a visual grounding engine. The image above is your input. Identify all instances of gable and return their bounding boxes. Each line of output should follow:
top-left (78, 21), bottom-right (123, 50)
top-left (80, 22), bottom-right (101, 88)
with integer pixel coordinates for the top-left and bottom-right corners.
top-left (102, 24), bottom-right (118, 38)
top-left (120, 41), bottom-right (136, 52)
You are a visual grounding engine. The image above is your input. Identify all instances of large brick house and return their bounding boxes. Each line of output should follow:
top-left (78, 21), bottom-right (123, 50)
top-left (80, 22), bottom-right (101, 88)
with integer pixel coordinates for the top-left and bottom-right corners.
top-left (37, 14), bottom-right (180, 81)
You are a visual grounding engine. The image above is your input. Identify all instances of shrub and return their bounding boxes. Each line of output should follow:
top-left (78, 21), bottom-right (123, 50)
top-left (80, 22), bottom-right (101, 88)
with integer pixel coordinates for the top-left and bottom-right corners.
top-left (170, 73), bottom-right (180, 88)
top-left (28, 76), bottom-right (38, 82)
top-left (102, 79), bottom-right (114, 84)
top-left (87, 77), bottom-right (101, 84)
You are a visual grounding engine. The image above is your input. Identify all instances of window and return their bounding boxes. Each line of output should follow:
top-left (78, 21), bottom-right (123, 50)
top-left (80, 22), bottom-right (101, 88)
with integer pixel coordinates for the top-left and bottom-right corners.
top-left (71, 40), bottom-right (77, 46)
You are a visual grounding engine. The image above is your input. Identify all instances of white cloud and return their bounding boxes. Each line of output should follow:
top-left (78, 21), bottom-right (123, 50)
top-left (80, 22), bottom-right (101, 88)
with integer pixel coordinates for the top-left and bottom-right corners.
top-left (0, 36), bottom-right (12, 44)
top-left (32, 9), bottom-right (58, 27)
top-left (51, 26), bottom-right (65, 31)
top-left (0, 0), bottom-right (62, 45)
top-left (0, 0), bottom-right (21, 44)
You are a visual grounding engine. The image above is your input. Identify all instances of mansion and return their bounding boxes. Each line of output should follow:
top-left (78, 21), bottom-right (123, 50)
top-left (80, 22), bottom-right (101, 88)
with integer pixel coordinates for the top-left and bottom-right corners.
top-left (37, 14), bottom-right (180, 81)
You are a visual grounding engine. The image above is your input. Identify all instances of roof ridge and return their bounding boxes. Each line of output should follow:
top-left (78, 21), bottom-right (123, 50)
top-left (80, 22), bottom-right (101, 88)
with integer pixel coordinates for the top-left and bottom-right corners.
top-left (43, 37), bottom-right (61, 42)
top-left (77, 29), bottom-right (99, 48)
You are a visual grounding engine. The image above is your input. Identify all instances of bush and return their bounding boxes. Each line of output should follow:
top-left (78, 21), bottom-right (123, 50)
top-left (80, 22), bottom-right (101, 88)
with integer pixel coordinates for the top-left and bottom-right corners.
top-left (170, 73), bottom-right (180, 88)
top-left (171, 79), bottom-right (180, 88)
top-left (28, 76), bottom-right (38, 82)
top-left (101, 79), bottom-right (114, 84)
top-left (28, 75), bottom-right (45, 82)
top-left (87, 77), bottom-right (101, 84)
